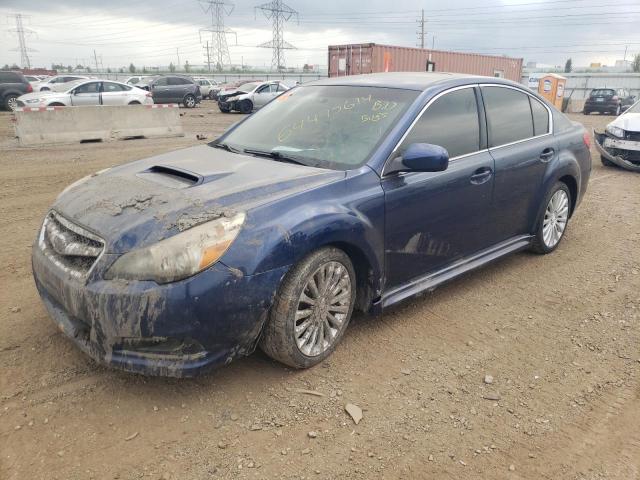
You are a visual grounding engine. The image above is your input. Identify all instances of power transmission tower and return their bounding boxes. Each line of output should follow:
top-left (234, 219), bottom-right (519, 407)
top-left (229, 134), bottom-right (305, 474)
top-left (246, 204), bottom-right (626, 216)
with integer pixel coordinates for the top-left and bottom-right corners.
top-left (417, 9), bottom-right (426, 49)
top-left (8, 13), bottom-right (36, 68)
top-left (204, 41), bottom-right (212, 72)
top-left (255, 0), bottom-right (298, 72)
top-left (199, 0), bottom-right (237, 71)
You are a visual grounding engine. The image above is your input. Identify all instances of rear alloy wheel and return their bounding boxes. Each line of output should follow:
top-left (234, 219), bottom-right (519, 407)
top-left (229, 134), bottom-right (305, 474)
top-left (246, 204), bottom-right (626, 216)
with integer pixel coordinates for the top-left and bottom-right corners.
top-left (260, 247), bottom-right (356, 368)
top-left (209, 91), bottom-right (216, 100)
top-left (5, 95), bottom-right (18, 111)
top-left (530, 182), bottom-right (571, 254)
top-left (239, 99), bottom-right (253, 114)
top-left (183, 94), bottom-right (196, 108)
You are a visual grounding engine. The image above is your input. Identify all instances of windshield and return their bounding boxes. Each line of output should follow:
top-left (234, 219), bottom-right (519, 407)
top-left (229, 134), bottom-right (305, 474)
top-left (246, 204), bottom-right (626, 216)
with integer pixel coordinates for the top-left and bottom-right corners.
top-left (591, 89), bottom-right (614, 96)
top-left (236, 82), bottom-right (259, 92)
top-left (627, 101), bottom-right (640, 114)
top-left (219, 85), bottom-right (418, 170)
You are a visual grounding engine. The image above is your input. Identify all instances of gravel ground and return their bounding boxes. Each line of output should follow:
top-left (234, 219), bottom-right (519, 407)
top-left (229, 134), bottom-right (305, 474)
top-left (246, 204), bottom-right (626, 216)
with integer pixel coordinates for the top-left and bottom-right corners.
top-left (0, 105), bottom-right (639, 480)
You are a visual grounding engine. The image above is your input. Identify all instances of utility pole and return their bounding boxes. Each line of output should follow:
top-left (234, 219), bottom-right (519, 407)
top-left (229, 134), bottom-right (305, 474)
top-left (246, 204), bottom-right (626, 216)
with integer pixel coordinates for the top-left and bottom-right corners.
top-left (199, 0), bottom-right (236, 71)
top-left (93, 49), bottom-right (99, 72)
top-left (417, 9), bottom-right (426, 49)
top-left (255, 0), bottom-right (299, 72)
top-left (176, 48), bottom-right (181, 69)
top-left (8, 13), bottom-right (35, 68)
top-left (204, 41), bottom-right (213, 72)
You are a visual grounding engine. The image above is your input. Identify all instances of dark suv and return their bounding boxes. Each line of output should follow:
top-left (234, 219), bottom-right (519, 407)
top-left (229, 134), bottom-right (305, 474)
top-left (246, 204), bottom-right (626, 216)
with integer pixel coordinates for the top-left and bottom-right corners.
top-left (583, 88), bottom-right (635, 116)
top-left (149, 75), bottom-right (202, 108)
top-left (0, 71), bottom-right (33, 111)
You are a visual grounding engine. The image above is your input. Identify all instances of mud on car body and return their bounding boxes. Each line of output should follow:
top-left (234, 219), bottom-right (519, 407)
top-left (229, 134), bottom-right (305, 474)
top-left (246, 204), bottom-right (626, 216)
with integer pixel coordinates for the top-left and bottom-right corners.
top-left (594, 99), bottom-right (640, 172)
top-left (32, 73), bottom-right (591, 377)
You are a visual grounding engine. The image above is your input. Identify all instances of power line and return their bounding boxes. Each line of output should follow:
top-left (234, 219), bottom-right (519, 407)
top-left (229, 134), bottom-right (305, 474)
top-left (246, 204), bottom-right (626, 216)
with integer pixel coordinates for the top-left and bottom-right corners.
top-left (255, 0), bottom-right (299, 72)
top-left (198, 0), bottom-right (237, 70)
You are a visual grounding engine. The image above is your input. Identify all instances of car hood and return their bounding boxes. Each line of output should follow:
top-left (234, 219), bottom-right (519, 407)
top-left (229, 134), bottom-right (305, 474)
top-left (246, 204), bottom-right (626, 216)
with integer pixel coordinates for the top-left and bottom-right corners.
top-left (609, 112), bottom-right (640, 132)
top-left (51, 145), bottom-right (343, 253)
top-left (219, 88), bottom-right (248, 97)
top-left (19, 91), bottom-right (62, 101)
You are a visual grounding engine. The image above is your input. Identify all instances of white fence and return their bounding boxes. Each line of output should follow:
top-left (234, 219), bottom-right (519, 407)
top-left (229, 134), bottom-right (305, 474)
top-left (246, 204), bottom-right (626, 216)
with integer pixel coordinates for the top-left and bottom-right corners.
top-left (522, 72), bottom-right (640, 100)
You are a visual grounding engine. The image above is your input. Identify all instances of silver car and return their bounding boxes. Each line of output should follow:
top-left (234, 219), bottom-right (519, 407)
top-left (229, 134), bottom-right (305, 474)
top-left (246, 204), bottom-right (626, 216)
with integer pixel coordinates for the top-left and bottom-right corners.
top-left (217, 81), bottom-right (290, 113)
top-left (17, 80), bottom-right (153, 108)
top-left (35, 75), bottom-right (90, 92)
top-left (194, 78), bottom-right (218, 99)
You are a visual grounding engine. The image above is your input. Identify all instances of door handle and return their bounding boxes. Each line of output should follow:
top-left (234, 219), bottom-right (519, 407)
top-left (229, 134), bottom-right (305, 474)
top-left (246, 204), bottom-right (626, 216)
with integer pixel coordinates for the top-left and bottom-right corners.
top-left (470, 167), bottom-right (493, 185)
top-left (539, 148), bottom-right (555, 162)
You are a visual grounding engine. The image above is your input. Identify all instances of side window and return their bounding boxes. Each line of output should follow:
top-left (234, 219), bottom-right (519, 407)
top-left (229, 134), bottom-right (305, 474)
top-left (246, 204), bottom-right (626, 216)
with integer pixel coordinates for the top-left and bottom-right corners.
top-left (277, 83), bottom-right (288, 92)
top-left (74, 82), bottom-right (100, 94)
top-left (168, 77), bottom-right (185, 86)
top-left (399, 87), bottom-right (480, 159)
top-left (482, 86), bottom-right (534, 147)
top-left (154, 77), bottom-right (168, 86)
top-left (529, 96), bottom-right (550, 136)
top-left (103, 82), bottom-right (126, 92)
top-left (257, 84), bottom-right (269, 94)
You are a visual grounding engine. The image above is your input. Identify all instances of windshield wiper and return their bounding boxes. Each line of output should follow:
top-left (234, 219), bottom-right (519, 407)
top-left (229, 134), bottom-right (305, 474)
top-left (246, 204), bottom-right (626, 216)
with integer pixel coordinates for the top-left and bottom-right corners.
top-left (213, 142), bottom-right (241, 153)
top-left (243, 148), bottom-right (310, 166)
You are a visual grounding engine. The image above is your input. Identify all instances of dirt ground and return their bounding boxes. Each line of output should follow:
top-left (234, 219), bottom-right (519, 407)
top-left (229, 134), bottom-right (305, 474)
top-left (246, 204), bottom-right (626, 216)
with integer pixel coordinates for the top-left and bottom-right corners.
top-left (1, 103), bottom-right (639, 480)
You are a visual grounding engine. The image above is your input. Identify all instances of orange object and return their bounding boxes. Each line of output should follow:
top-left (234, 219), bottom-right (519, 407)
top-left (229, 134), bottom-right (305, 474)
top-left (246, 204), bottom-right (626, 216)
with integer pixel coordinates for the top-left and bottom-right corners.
top-left (538, 73), bottom-right (566, 110)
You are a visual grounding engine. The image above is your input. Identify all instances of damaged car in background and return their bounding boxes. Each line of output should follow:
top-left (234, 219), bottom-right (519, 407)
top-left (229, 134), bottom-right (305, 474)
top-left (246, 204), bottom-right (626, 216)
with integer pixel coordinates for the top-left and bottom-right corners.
top-left (594, 99), bottom-right (640, 172)
top-left (32, 73), bottom-right (591, 377)
top-left (217, 80), bottom-right (289, 113)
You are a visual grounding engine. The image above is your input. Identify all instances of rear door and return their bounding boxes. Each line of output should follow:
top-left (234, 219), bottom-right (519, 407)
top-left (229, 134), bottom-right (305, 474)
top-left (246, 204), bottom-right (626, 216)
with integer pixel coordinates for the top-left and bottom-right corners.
top-left (101, 82), bottom-right (130, 105)
top-left (70, 81), bottom-right (102, 106)
top-left (382, 85), bottom-right (496, 287)
top-left (481, 84), bottom-right (555, 241)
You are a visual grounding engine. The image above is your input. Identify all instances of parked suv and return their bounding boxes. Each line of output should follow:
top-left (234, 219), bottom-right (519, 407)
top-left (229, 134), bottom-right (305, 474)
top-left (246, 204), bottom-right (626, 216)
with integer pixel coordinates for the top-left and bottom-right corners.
top-left (583, 88), bottom-right (635, 116)
top-left (0, 71), bottom-right (32, 111)
top-left (149, 75), bottom-right (201, 108)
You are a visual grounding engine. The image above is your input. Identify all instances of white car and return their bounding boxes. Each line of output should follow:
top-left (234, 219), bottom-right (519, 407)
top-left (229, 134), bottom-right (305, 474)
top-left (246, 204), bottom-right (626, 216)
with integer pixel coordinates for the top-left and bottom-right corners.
top-left (193, 78), bottom-right (218, 99)
top-left (125, 75), bottom-right (153, 86)
top-left (217, 81), bottom-right (290, 113)
top-left (594, 99), bottom-right (640, 172)
top-left (17, 80), bottom-right (153, 108)
top-left (35, 75), bottom-right (90, 92)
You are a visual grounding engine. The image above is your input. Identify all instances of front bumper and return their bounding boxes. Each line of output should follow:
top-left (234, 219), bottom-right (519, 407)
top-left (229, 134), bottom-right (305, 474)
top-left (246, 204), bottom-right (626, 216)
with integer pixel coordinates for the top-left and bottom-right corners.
top-left (594, 129), bottom-right (640, 172)
top-left (218, 99), bottom-right (237, 111)
top-left (32, 242), bottom-right (288, 377)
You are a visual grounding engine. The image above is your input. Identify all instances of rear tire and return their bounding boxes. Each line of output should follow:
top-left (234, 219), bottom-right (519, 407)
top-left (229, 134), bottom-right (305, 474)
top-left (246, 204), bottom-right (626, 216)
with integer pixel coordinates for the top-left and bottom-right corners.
top-left (183, 94), bottom-right (196, 108)
top-left (583, 109), bottom-right (590, 115)
top-left (530, 182), bottom-right (571, 255)
top-left (260, 247), bottom-right (356, 369)
top-left (4, 94), bottom-right (18, 111)
top-left (209, 91), bottom-right (216, 100)
top-left (239, 99), bottom-right (253, 114)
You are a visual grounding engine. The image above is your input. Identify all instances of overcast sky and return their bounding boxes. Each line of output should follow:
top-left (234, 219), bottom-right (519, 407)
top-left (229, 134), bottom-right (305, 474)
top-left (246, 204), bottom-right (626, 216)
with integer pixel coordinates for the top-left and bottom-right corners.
top-left (1, 0), bottom-right (640, 71)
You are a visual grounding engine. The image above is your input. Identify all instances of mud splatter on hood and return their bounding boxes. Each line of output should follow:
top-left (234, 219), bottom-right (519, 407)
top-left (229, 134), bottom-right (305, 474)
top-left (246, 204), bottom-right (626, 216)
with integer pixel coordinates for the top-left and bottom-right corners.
top-left (52, 145), bottom-right (344, 253)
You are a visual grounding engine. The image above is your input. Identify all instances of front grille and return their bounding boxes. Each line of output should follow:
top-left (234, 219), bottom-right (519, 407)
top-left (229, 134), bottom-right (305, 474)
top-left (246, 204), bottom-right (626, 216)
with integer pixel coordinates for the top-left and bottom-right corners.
top-left (39, 211), bottom-right (104, 279)
top-left (625, 131), bottom-right (640, 142)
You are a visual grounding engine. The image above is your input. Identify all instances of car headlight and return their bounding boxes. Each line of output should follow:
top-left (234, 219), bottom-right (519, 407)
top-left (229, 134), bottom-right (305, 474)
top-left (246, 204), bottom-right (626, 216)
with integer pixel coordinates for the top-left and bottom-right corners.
top-left (606, 125), bottom-right (624, 138)
top-left (104, 212), bottom-right (245, 284)
top-left (25, 98), bottom-right (43, 104)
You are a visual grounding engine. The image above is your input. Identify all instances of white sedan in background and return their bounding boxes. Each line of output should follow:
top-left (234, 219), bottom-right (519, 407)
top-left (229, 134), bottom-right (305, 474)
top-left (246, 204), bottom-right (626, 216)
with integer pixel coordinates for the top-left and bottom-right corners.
top-left (217, 80), bottom-right (290, 113)
top-left (34, 74), bottom-right (91, 92)
top-left (17, 80), bottom-right (153, 108)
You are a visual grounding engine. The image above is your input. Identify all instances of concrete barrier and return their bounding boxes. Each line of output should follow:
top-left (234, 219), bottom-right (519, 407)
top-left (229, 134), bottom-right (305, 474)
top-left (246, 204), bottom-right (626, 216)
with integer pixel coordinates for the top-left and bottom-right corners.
top-left (14, 104), bottom-right (184, 146)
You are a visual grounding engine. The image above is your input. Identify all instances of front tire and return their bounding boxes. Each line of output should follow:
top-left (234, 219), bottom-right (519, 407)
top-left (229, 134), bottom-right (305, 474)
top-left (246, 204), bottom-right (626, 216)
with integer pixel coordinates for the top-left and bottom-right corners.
top-left (530, 182), bottom-right (571, 254)
top-left (239, 99), bottom-right (253, 114)
top-left (600, 155), bottom-right (615, 167)
top-left (260, 247), bottom-right (356, 369)
top-left (183, 94), bottom-right (196, 108)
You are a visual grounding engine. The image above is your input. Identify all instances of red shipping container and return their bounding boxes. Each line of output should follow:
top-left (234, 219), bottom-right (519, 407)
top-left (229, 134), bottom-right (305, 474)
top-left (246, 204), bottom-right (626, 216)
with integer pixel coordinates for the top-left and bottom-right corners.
top-left (328, 43), bottom-right (523, 82)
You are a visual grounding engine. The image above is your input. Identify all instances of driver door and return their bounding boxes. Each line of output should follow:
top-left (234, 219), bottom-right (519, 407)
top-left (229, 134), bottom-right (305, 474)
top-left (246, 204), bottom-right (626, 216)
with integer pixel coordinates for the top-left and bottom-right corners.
top-left (381, 86), bottom-right (496, 288)
top-left (253, 83), bottom-right (277, 108)
top-left (70, 81), bottom-right (102, 106)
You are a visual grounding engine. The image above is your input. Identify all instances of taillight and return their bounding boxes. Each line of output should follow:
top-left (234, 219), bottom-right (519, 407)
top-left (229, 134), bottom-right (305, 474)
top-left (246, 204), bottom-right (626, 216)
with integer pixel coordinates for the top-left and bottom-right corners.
top-left (26, 83), bottom-right (33, 93)
top-left (583, 131), bottom-right (591, 149)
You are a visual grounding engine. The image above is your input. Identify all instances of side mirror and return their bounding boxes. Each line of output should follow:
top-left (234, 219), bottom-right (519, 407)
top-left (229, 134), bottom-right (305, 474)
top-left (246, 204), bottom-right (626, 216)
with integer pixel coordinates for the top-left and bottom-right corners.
top-left (386, 143), bottom-right (449, 175)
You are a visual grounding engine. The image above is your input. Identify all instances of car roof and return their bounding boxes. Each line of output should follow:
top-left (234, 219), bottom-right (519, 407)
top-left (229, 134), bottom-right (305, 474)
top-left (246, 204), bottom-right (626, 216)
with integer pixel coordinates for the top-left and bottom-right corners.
top-left (306, 72), bottom-right (520, 91)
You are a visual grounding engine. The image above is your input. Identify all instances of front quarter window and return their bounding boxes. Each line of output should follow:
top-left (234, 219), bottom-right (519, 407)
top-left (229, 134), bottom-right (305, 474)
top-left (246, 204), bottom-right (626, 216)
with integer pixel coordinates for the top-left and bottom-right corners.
top-left (219, 86), bottom-right (418, 170)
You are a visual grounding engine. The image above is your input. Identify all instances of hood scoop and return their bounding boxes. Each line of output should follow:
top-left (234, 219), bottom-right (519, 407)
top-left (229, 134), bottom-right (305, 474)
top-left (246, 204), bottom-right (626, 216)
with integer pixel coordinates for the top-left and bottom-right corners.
top-left (137, 165), bottom-right (202, 189)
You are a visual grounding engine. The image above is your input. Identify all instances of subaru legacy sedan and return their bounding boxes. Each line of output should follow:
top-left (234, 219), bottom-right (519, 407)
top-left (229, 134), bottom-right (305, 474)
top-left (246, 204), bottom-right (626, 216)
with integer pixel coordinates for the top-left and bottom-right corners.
top-left (32, 73), bottom-right (591, 377)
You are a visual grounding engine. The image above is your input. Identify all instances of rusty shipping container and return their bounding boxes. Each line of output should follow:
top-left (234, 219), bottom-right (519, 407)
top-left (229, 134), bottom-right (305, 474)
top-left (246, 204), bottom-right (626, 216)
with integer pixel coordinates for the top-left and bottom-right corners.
top-left (328, 43), bottom-right (523, 82)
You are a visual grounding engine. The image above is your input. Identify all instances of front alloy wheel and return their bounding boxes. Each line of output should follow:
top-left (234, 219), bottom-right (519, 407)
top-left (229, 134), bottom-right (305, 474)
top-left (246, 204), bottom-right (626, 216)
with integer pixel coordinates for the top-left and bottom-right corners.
top-left (5, 95), bottom-right (18, 111)
top-left (183, 94), bottom-right (196, 108)
top-left (260, 247), bottom-right (356, 368)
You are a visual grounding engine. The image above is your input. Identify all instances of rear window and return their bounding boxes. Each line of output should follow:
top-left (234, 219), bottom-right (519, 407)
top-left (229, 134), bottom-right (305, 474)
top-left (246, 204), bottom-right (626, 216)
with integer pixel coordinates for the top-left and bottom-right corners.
top-left (529, 96), bottom-right (550, 136)
top-left (482, 86), bottom-right (534, 147)
top-left (591, 89), bottom-right (614, 97)
top-left (0, 72), bottom-right (23, 83)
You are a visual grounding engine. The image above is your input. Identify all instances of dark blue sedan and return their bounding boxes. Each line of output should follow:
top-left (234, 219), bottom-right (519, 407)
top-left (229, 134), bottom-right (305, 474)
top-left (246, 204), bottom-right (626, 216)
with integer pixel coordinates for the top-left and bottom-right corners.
top-left (32, 73), bottom-right (591, 376)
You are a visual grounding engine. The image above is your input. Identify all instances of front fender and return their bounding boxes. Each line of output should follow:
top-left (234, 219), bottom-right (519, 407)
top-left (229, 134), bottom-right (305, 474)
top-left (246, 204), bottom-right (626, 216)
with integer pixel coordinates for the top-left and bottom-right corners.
top-left (220, 168), bottom-right (385, 299)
